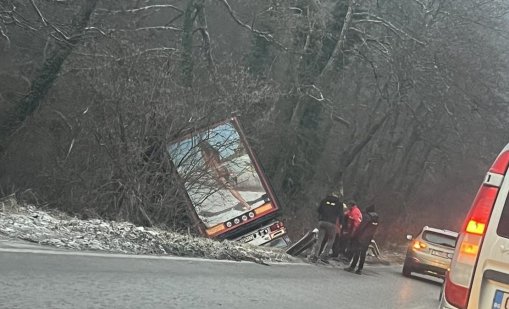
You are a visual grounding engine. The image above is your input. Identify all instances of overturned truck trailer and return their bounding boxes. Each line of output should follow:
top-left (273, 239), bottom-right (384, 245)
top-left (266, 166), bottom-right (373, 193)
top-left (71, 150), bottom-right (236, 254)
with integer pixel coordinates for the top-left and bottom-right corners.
top-left (168, 116), bottom-right (290, 247)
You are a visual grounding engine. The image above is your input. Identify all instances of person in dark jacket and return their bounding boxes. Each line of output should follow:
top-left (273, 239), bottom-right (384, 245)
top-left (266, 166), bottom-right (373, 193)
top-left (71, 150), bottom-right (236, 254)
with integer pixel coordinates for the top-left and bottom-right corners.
top-left (308, 194), bottom-right (343, 263)
top-left (331, 201), bottom-right (348, 259)
top-left (344, 205), bottom-right (379, 274)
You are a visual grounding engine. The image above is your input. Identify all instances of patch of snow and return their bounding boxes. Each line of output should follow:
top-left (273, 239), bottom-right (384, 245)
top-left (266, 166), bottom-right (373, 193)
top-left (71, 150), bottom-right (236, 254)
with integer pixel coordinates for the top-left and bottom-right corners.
top-left (0, 196), bottom-right (293, 264)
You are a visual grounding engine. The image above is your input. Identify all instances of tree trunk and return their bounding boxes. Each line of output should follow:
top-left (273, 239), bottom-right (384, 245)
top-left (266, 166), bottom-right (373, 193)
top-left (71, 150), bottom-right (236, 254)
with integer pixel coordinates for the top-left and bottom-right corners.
top-left (318, 0), bottom-right (355, 81)
top-left (181, 0), bottom-right (197, 88)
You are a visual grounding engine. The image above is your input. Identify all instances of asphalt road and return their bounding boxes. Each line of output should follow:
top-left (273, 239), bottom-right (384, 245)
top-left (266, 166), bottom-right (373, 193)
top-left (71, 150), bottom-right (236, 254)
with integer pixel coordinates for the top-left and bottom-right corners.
top-left (0, 240), bottom-right (442, 309)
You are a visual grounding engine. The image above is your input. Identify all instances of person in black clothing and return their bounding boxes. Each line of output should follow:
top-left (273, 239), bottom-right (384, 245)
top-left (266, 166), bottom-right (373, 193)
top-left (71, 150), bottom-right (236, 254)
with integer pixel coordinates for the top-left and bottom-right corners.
top-left (331, 202), bottom-right (348, 259)
top-left (308, 194), bottom-right (343, 263)
top-left (344, 205), bottom-right (379, 274)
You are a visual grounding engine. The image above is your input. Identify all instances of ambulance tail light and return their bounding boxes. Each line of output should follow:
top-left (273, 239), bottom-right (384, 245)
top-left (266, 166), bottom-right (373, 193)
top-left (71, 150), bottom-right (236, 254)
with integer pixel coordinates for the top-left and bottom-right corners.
top-left (443, 150), bottom-right (509, 308)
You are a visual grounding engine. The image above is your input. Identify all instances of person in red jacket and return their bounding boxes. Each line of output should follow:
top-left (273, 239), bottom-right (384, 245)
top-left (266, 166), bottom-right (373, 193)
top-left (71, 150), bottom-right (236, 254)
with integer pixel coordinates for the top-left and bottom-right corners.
top-left (344, 202), bottom-right (362, 236)
top-left (342, 201), bottom-right (363, 260)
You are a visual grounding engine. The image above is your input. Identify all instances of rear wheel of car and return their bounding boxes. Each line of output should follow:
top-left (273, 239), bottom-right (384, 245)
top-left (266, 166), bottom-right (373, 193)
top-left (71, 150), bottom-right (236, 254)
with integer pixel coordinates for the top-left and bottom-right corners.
top-left (402, 263), bottom-right (412, 277)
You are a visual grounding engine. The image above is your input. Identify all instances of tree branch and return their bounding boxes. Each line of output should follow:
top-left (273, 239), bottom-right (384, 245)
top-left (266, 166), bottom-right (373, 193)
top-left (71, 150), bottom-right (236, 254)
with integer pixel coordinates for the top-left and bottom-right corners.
top-left (95, 5), bottom-right (184, 15)
top-left (108, 26), bottom-right (182, 33)
top-left (353, 13), bottom-right (426, 46)
top-left (216, 0), bottom-right (288, 51)
top-left (196, 3), bottom-right (216, 77)
top-left (29, 0), bottom-right (48, 26)
top-left (30, 0), bottom-right (72, 41)
top-left (318, 0), bottom-right (355, 80)
top-left (72, 47), bottom-right (178, 61)
top-left (0, 24), bottom-right (9, 46)
top-left (83, 26), bottom-right (106, 36)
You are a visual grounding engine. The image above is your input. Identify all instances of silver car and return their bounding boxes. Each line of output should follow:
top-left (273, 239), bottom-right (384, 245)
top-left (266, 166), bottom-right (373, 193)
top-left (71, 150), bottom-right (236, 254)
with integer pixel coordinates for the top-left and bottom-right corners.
top-left (403, 226), bottom-right (458, 278)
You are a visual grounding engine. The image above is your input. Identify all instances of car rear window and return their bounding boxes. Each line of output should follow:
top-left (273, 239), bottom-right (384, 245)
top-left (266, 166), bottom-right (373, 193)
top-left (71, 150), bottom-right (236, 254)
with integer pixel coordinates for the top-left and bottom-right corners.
top-left (422, 231), bottom-right (457, 248)
top-left (497, 196), bottom-right (509, 239)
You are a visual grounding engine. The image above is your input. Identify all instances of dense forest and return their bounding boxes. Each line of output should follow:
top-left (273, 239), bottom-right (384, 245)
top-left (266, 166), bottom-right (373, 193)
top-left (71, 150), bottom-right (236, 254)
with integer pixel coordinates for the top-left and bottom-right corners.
top-left (1, 0), bottom-right (508, 243)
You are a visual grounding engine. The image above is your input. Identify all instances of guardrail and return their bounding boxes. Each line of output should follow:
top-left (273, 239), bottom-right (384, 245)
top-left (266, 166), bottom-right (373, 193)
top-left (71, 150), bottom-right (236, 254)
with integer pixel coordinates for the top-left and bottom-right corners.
top-left (286, 228), bottom-right (383, 260)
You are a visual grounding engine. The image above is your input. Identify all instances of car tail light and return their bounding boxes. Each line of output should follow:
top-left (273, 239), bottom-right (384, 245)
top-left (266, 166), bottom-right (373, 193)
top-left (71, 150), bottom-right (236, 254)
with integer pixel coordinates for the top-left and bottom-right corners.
top-left (412, 240), bottom-right (427, 250)
top-left (270, 222), bottom-right (282, 232)
top-left (489, 151), bottom-right (509, 174)
top-left (443, 150), bottom-right (509, 308)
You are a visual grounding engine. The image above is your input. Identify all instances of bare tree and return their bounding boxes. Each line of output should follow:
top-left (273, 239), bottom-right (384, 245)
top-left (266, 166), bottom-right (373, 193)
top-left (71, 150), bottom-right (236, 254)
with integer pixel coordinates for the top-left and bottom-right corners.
top-left (0, 0), bottom-right (99, 153)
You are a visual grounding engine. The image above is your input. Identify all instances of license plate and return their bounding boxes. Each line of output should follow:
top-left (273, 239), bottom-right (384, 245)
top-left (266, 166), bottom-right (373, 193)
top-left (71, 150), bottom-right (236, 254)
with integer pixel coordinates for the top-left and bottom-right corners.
top-left (493, 289), bottom-right (509, 309)
top-left (239, 233), bottom-right (255, 243)
top-left (431, 250), bottom-right (449, 258)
